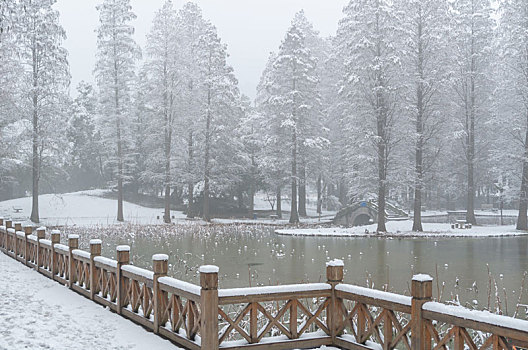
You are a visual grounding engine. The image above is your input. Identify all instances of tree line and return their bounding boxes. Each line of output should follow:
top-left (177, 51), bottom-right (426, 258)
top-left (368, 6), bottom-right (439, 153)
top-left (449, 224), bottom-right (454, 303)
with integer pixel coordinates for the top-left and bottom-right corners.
top-left (1, 0), bottom-right (528, 232)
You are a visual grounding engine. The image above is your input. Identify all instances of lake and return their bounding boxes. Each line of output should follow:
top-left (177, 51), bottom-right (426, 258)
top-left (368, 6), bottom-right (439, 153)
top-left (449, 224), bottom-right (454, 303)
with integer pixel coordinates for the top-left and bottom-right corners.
top-left (76, 223), bottom-right (528, 319)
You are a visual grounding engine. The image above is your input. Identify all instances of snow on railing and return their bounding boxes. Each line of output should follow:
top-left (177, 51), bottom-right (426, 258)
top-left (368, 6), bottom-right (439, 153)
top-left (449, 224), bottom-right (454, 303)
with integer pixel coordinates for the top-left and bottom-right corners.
top-left (0, 216), bottom-right (527, 350)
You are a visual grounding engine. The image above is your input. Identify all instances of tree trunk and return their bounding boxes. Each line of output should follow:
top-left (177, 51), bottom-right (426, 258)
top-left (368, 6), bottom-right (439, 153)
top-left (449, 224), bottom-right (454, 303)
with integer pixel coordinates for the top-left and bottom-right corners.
top-left (276, 186), bottom-right (282, 219)
top-left (517, 112), bottom-right (528, 230)
top-left (163, 66), bottom-right (172, 224)
top-left (316, 174), bottom-right (322, 214)
top-left (377, 144), bottom-right (387, 232)
top-left (187, 131), bottom-right (194, 218)
top-left (289, 129), bottom-right (299, 224)
top-left (412, 12), bottom-right (424, 232)
top-left (298, 162), bottom-right (307, 217)
top-left (249, 155), bottom-right (255, 218)
top-left (466, 13), bottom-right (477, 226)
top-left (203, 88), bottom-right (212, 222)
top-left (30, 44), bottom-right (39, 223)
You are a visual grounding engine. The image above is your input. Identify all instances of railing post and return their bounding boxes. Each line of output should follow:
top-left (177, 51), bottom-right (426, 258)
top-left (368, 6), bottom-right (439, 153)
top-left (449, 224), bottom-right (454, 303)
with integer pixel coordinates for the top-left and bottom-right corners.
top-left (23, 225), bottom-right (32, 265)
top-left (411, 274), bottom-right (433, 350)
top-left (153, 254), bottom-right (168, 334)
top-left (327, 259), bottom-right (344, 342)
top-left (200, 265), bottom-right (219, 350)
top-left (5, 220), bottom-right (12, 255)
top-left (68, 234), bottom-right (79, 288)
top-left (50, 230), bottom-right (60, 280)
top-left (89, 239), bottom-right (102, 300)
top-left (14, 222), bottom-right (22, 258)
top-left (116, 245), bottom-right (130, 315)
top-left (36, 226), bottom-right (45, 268)
top-left (0, 217), bottom-right (4, 251)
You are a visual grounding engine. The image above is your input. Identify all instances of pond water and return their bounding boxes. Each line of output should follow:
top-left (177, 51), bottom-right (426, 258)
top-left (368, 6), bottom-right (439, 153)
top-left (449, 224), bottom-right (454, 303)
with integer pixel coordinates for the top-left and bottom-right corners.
top-left (85, 224), bottom-right (528, 318)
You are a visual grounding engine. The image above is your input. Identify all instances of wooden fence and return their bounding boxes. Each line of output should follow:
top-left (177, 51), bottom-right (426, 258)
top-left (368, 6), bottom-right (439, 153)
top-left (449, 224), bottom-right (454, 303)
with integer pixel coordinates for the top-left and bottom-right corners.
top-left (0, 217), bottom-right (527, 350)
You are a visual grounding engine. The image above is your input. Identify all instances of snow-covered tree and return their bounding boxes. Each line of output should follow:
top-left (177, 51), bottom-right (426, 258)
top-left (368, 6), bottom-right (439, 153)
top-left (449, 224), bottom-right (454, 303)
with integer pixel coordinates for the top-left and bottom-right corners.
top-left (16, 0), bottom-right (70, 222)
top-left (94, 0), bottom-right (140, 222)
top-left (260, 13), bottom-right (321, 224)
top-left (399, 0), bottom-right (450, 231)
top-left (498, 0), bottom-right (528, 229)
top-left (66, 82), bottom-right (103, 190)
top-left (448, 0), bottom-right (495, 225)
top-left (337, 0), bottom-right (404, 232)
top-left (143, 0), bottom-right (178, 223)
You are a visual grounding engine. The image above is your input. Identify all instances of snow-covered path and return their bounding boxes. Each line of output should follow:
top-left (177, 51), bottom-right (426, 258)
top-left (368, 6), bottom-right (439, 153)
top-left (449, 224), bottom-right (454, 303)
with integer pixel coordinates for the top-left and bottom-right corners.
top-left (0, 252), bottom-right (178, 350)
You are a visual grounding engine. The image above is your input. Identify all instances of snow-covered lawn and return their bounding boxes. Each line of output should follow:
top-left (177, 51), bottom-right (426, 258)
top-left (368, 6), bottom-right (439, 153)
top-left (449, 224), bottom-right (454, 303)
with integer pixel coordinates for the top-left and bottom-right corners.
top-left (0, 251), bottom-right (178, 350)
top-left (0, 190), bottom-right (336, 227)
top-left (276, 220), bottom-right (528, 237)
top-left (0, 190), bottom-right (188, 227)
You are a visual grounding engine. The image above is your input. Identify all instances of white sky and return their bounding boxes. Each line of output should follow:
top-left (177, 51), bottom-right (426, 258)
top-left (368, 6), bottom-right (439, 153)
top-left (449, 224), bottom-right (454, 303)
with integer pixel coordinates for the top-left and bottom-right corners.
top-left (55, 0), bottom-right (348, 100)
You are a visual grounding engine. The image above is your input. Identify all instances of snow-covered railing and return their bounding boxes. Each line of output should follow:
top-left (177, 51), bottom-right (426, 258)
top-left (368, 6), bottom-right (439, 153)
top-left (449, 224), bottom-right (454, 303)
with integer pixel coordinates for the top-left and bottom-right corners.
top-left (0, 217), bottom-right (527, 350)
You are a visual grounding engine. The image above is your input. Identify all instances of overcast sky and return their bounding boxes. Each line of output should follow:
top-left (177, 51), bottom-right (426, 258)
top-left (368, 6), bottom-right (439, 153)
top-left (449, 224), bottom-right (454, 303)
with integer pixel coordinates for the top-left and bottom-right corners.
top-left (55, 0), bottom-right (348, 100)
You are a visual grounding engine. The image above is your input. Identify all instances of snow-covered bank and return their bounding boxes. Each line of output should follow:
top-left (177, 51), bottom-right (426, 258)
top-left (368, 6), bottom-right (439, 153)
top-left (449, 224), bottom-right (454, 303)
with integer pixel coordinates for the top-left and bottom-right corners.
top-left (275, 221), bottom-right (528, 237)
top-left (0, 251), bottom-right (178, 350)
top-left (0, 190), bottom-right (187, 227)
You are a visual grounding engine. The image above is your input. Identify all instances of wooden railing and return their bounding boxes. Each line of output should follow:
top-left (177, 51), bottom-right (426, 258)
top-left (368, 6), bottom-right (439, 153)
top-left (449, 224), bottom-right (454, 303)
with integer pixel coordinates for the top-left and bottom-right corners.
top-left (0, 217), bottom-right (527, 350)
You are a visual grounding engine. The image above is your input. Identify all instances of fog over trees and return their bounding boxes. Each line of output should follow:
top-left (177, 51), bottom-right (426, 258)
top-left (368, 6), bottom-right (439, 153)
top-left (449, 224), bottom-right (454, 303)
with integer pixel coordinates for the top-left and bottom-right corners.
top-left (1, 0), bottom-right (528, 231)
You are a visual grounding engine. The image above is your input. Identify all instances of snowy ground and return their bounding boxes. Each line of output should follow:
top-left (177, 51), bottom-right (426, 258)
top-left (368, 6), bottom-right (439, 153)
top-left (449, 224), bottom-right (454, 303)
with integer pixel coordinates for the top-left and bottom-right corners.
top-left (0, 190), bottom-right (188, 227)
top-left (0, 252), bottom-right (338, 350)
top-left (0, 251), bottom-right (178, 350)
top-left (0, 190), bottom-right (336, 227)
top-left (276, 220), bottom-right (528, 237)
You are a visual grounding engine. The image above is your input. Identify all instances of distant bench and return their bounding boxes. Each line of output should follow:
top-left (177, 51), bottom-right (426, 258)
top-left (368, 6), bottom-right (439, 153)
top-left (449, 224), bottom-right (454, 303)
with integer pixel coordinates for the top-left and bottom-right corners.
top-left (12, 207), bottom-right (22, 213)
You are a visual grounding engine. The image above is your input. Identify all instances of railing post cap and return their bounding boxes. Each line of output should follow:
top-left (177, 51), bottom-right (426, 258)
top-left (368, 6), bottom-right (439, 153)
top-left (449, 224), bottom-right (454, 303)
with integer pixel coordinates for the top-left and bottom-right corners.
top-left (412, 274), bottom-right (433, 299)
top-left (412, 274), bottom-right (433, 282)
top-left (152, 254), bottom-right (169, 275)
top-left (23, 225), bottom-right (33, 235)
top-left (326, 259), bottom-right (344, 282)
top-left (68, 234), bottom-right (79, 240)
top-left (152, 253), bottom-right (169, 261)
top-left (116, 245), bottom-right (130, 263)
top-left (14, 222), bottom-right (23, 230)
top-left (199, 265), bottom-right (219, 274)
top-left (90, 239), bottom-right (102, 255)
top-left (200, 265), bottom-right (219, 290)
top-left (5, 220), bottom-right (12, 227)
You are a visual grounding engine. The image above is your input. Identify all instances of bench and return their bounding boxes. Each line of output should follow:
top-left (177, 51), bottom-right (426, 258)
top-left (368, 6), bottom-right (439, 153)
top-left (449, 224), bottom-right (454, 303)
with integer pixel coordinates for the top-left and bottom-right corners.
top-left (12, 207), bottom-right (22, 213)
top-left (451, 219), bottom-right (472, 229)
top-left (269, 214), bottom-right (279, 220)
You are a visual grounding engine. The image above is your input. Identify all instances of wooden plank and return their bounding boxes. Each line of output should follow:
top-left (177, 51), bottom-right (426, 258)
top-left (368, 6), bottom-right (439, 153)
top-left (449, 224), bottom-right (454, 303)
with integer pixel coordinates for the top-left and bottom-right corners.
top-left (336, 290), bottom-right (412, 314)
top-left (121, 308), bottom-right (154, 330)
top-left (335, 336), bottom-right (381, 350)
top-left (71, 283), bottom-right (91, 298)
top-left (158, 327), bottom-right (201, 350)
top-left (219, 336), bottom-right (333, 350)
top-left (159, 283), bottom-right (201, 303)
top-left (219, 290), bottom-right (331, 305)
top-left (38, 268), bottom-right (53, 278)
top-left (93, 294), bottom-right (117, 311)
top-left (121, 270), bottom-right (154, 288)
top-left (422, 310), bottom-right (528, 343)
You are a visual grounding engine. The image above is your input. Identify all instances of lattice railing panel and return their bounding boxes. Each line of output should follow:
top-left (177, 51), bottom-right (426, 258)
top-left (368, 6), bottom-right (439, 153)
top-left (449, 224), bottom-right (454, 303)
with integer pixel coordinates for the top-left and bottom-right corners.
top-left (161, 292), bottom-right (201, 340)
top-left (218, 297), bottom-right (330, 345)
top-left (123, 277), bottom-right (154, 320)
